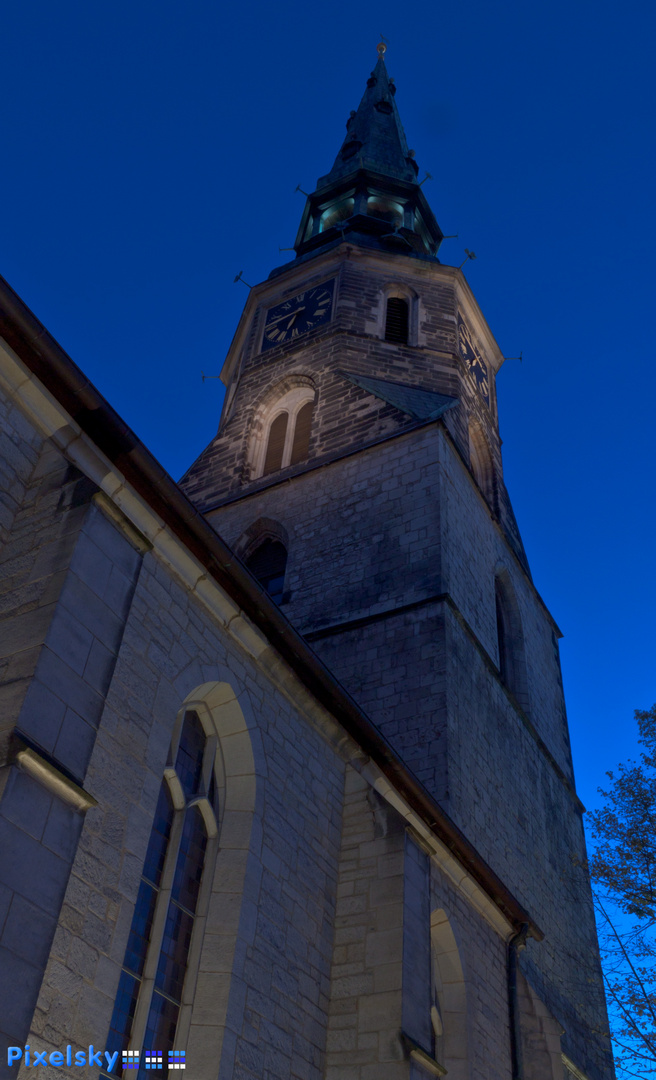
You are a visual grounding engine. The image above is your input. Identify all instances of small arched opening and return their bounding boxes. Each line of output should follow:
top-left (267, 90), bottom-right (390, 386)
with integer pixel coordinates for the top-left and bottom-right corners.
top-left (430, 909), bottom-right (469, 1079)
top-left (381, 285), bottom-right (417, 346)
top-left (495, 568), bottom-right (530, 712)
top-left (468, 417), bottom-right (496, 511)
top-left (385, 296), bottom-right (409, 343)
top-left (246, 539), bottom-right (288, 604)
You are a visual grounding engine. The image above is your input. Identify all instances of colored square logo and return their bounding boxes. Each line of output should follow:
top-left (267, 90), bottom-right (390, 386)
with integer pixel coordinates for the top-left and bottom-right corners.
top-left (144, 1051), bottom-right (163, 1070)
top-left (122, 1051), bottom-right (140, 1069)
top-left (168, 1051), bottom-right (185, 1069)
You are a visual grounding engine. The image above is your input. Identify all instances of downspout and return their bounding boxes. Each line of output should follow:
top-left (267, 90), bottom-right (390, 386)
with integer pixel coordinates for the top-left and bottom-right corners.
top-left (508, 923), bottom-right (529, 1079)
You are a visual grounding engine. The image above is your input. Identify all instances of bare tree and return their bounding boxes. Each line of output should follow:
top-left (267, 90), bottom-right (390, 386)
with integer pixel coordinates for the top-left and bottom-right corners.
top-left (588, 705), bottom-right (656, 1077)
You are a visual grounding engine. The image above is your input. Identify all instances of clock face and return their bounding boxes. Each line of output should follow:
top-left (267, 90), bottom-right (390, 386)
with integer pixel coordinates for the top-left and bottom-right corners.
top-left (457, 314), bottom-right (490, 405)
top-left (262, 279), bottom-right (335, 351)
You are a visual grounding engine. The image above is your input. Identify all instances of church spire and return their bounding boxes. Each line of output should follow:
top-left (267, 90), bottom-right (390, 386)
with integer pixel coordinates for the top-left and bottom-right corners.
top-left (318, 40), bottom-right (419, 188)
top-left (293, 42), bottom-right (443, 263)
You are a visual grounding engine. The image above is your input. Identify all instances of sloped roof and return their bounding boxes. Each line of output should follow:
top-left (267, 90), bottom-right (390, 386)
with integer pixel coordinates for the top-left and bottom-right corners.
top-left (340, 370), bottom-right (458, 420)
top-left (318, 54), bottom-right (418, 187)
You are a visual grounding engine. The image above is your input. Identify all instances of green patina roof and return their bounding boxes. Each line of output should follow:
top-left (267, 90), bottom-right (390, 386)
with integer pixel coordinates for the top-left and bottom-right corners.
top-left (318, 54), bottom-right (418, 188)
top-left (340, 371), bottom-right (458, 421)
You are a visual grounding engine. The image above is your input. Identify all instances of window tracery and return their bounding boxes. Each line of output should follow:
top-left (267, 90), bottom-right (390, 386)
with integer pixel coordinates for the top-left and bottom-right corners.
top-left (104, 711), bottom-right (219, 1077)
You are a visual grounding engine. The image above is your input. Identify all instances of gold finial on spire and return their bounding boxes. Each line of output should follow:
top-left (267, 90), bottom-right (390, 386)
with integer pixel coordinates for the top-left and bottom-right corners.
top-left (377, 36), bottom-right (387, 58)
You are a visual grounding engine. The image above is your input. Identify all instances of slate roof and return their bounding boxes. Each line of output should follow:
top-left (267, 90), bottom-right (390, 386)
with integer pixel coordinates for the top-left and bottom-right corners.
top-left (318, 54), bottom-right (419, 188)
top-left (340, 371), bottom-right (458, 420)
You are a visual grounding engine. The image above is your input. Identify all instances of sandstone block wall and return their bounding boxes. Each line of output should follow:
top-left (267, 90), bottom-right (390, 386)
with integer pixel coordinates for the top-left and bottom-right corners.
top-left (206, 418), bottom-right (610, 1078)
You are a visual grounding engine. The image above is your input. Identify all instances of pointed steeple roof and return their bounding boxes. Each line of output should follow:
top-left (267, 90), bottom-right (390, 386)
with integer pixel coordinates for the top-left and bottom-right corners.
top-left (291, 42), bottom-right (443, 264)
top-left (318, 42), bottom-right (419, 188)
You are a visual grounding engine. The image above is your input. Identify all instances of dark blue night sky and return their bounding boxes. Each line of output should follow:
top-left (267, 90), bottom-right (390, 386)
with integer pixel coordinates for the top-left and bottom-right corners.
top-left (1, 0), bottom-right (654, 816)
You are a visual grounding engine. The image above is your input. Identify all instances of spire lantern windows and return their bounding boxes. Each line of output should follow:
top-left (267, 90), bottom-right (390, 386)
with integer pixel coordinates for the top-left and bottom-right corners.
top-left (367, 196), bottom-right (404, 228)
top-left (320, 196), bottom-right (355, 232)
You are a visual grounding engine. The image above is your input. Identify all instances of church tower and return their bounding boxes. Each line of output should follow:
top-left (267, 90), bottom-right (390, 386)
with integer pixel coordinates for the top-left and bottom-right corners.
top-left (180, 44), bottom-right (612, 1078)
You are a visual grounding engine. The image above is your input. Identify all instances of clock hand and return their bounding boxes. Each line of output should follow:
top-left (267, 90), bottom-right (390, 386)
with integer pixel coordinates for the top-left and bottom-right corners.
top-left (267, 306), bottom-right (306, 326)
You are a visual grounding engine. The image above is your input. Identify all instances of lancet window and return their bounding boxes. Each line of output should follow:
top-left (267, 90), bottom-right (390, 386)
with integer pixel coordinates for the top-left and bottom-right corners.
top-left (103, 711), bottom-right (219, 1077)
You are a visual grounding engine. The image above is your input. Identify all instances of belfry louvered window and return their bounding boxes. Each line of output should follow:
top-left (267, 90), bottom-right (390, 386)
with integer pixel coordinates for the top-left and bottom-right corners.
top-left (246, 539), bottom-right (288, 604)
top-left (385, 297), bottom-right (409, 344)
top-left (103, 711), bottom-right (218, 1077)
top-left (261, 396), bottom-right (314, 476)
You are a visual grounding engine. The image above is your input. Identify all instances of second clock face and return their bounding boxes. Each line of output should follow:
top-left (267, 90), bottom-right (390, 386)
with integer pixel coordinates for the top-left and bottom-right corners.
top-left (457, 314), bottom-right (490, 405)
top-left (262, 279), bottom-right (335, 351)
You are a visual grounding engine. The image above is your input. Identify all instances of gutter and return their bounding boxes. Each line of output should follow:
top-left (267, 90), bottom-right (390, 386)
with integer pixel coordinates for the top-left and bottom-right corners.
top-left (0, 270), bottom-right (543, 941)
top-left (508, 924), bottom-right (529, 1078)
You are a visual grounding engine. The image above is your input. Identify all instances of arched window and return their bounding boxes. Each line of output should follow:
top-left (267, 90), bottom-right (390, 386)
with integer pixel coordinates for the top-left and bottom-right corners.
top-left (290, 400), bottom-right (313, 465)
top-left (517, 971), bottom-right (564, 1078)
top-left (494, 571), bottom-right (529, 711)
top-left (468, 418), bottom-right (496, 510)
top-left (259, 390), bottom-right (315, 477)
top-left (104, 711), bottom-right (218, 1076)
top-left (263, 412), bottom-right (288, 474)
top-left (319, 196), bottom-right (354, 232)
top-left (430, 910), bottom-right (469, 1079)
top-left (246, 539), bottom-right (288, 603)
top-left (367, 196), bottom-right (404, 228)
top-left (385, 296), bottom-right (409, 343)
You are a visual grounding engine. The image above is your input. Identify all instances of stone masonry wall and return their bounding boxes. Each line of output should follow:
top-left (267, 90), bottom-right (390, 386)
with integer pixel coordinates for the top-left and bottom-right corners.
top-left (324, 766), bottom-right (519, 1080)
top-left (312, 605), bottom-right (448, 805)
top-left (208, 423), bottom-right (569, 781)
top-left (0, 383), bottom-right (44, 550)
top-left (207, 425), bottom-right (441, 635)
top-left (444, 607), bottom-right (611, 1080)
top-left (324, 768), bottom-right (408, 1080)
top-left (0, 390), bottom-right (145, 1066)
top-left (429, 860), bottom-right (511, 1080)
top-left (205, 416), bottom-right (612, 1078)
top-left (438, 425), bottom-right (572, 780)
top-left (16, 544), bottom-right (346, 1080)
